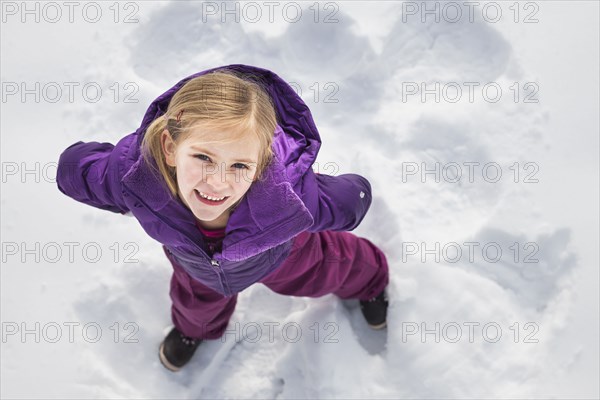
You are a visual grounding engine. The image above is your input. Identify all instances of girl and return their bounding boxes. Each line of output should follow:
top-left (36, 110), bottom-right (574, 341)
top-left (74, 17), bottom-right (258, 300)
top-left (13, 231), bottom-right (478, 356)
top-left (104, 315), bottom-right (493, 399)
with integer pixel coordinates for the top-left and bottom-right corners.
top-left (56, 64), bottom-right (389, 372)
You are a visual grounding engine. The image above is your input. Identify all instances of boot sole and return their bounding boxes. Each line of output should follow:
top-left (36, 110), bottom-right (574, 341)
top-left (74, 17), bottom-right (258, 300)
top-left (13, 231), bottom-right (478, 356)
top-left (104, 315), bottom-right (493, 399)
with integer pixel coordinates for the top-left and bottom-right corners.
top-left (368, 321), bottom-right (387, 330)
top-left (159, 342), bottom-right (181, 372)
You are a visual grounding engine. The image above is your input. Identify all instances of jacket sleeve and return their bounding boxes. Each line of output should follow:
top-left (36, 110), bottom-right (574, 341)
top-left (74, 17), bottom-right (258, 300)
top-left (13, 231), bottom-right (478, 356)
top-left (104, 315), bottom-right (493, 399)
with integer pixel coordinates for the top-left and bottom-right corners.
top-left (300, 167), bottom-right (373, 232)
top-left (56, 140), bottom-right (130, 214)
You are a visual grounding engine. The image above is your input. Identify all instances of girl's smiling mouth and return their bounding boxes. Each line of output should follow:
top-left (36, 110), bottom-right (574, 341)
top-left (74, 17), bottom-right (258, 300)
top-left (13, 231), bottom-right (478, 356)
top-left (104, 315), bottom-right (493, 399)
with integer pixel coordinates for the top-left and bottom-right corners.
top-left (195, 189), bottom-right (229, 206)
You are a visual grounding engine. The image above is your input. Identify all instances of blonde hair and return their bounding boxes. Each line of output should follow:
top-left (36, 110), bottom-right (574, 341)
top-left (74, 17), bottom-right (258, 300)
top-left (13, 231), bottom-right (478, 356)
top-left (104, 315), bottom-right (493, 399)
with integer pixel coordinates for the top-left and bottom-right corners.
top-left (141, 70), bottom-right (278, 202)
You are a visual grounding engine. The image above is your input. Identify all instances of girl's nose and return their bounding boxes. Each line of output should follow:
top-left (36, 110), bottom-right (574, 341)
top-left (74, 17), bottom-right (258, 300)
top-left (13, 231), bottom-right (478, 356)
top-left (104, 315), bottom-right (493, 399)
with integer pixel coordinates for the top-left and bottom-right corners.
top-left (204, 164), bottom-right (229, 190)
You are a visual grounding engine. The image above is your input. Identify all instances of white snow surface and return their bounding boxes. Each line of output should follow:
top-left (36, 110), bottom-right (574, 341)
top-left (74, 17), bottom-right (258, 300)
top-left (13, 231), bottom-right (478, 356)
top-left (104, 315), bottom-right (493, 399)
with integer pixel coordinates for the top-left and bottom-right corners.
top-left (1, 1), bottom-right (598, 399)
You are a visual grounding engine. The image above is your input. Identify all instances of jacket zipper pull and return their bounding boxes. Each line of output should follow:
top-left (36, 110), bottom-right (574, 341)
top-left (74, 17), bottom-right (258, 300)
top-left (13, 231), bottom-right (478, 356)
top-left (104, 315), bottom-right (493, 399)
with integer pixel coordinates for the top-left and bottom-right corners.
top-left (211, 259), bottom-right (220, 268)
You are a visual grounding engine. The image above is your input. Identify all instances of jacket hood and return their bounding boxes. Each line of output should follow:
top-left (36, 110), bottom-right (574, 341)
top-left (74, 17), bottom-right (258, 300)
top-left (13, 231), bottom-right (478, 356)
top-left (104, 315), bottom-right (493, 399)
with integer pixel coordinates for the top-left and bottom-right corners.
top-left (122, 64), bottom-right (321, 261)
top-left (137, 64), bottom-right (322, 179)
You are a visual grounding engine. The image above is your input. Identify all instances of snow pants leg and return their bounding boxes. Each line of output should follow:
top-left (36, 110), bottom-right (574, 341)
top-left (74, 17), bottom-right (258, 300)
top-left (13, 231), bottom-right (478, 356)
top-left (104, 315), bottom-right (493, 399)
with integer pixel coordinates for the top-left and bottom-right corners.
top-left (259, 230), bottom-right (389, 300)
top-left (165, 230), bottom-right (389, 340)
top-left (165, 246), bottom-right (238, 340)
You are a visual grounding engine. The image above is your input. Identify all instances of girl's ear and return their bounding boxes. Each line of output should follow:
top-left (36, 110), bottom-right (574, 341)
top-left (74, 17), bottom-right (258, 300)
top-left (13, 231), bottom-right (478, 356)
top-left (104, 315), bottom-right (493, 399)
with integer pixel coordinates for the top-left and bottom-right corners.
top-left (161, 129), bottom-right (177, 167)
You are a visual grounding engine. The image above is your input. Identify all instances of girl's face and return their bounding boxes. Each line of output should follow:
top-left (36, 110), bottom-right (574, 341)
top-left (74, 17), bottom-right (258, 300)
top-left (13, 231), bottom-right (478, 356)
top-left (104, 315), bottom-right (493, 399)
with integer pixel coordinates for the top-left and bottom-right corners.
top-left (161, 127), bottom-right (261, 229)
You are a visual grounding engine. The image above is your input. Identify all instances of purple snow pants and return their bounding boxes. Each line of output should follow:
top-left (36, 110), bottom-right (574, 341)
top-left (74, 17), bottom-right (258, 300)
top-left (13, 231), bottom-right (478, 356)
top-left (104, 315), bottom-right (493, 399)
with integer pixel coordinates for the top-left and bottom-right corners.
top-left (165, 230), bottom-right (389, 339)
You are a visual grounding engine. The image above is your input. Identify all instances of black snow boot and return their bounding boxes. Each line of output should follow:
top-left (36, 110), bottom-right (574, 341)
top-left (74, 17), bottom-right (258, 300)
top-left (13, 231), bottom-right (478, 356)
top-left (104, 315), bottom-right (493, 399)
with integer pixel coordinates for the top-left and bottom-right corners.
top-left (359, 290), bottom-right (389, 330)
top-left (159, 327), bottom-right (202, 372)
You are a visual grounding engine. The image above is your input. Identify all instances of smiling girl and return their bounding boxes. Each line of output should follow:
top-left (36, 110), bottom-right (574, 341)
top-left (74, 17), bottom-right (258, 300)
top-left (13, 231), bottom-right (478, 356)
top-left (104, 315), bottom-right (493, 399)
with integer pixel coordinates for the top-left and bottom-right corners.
top-left (57, 64), bottom-right (389, 372)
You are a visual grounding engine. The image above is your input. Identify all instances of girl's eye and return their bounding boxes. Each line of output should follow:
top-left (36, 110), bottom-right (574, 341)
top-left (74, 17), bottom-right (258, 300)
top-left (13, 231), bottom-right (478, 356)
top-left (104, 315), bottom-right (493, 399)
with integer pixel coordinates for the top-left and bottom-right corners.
top-left (194, 154), bottom-right (211, 162)
top-left (194, 154), bottom-right (248, 170)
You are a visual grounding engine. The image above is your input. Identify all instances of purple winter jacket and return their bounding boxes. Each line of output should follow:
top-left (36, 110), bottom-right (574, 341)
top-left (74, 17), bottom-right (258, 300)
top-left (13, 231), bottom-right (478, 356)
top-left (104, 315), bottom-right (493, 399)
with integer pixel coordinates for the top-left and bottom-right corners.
top-left (56, 64), bottom-right (372, 297)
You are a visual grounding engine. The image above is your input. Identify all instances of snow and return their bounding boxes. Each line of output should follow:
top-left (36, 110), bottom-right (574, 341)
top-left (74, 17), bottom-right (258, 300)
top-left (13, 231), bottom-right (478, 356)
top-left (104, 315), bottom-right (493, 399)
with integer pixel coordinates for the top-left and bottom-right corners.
top-left (1, 1), bottom-right (598, 398)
